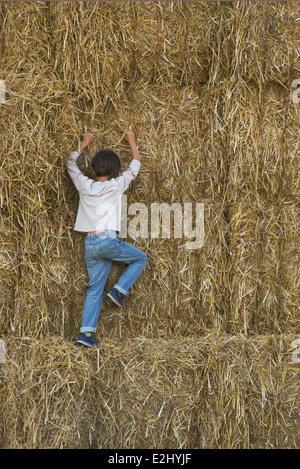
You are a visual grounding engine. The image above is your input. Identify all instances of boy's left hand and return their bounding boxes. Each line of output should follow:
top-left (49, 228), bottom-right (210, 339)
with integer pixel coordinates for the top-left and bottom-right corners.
top-left (83, 132), bottom-right (94, 145)
top-left (74, 132), bottom-right (94, 154)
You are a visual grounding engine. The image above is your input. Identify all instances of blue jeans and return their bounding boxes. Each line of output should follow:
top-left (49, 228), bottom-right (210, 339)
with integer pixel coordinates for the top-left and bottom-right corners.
top-left (80, 230), bottom-right (147, 333)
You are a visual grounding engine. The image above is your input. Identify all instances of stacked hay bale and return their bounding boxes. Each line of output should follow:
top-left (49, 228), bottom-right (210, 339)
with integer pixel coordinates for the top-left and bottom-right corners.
top-left (2, 334), bottom-right (299, 449)
top-left (0, 1), bottom-right (299, 449)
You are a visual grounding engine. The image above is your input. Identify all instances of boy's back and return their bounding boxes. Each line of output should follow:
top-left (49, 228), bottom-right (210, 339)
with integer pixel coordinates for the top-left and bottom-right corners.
top-left (66, 150), bottom-right (140, 233)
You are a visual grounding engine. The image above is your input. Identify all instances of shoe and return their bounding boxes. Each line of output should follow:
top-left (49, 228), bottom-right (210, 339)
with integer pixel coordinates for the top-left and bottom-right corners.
top-left (107, 287), bottom-right (124, 307)
top-left (76, 332), bottom-right (98, 348)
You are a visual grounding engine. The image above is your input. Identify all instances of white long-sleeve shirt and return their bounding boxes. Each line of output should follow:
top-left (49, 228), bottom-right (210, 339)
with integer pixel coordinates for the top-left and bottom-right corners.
top-left (66, 151), bottom-right (141, 233)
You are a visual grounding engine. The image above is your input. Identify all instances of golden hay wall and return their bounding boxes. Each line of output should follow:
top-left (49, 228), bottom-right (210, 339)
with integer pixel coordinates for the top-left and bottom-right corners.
top-left (0, 1), bottom-right (299, 449)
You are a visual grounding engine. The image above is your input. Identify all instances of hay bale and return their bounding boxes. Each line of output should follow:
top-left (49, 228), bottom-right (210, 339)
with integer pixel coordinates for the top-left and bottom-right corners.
top-left (1, 334), bottom-right (299, 449)
top-left (217, 78), bottom-right (300, 335)
top-left (226, 196), bottom-right (300, 335)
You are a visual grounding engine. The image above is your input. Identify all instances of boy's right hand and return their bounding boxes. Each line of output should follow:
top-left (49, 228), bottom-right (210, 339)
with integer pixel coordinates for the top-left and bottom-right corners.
top-left (124, 129), bottom-right (135, 144)
top-left (124, 129), bottom-right (140, 161)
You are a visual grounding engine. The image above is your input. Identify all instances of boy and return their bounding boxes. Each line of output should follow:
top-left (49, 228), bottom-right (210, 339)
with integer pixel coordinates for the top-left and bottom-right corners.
top-left (66, 130), bottom-right (147, 348)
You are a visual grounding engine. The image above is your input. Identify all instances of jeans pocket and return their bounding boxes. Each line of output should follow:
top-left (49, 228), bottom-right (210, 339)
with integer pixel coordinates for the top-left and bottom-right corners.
top-left (97, 237), bottom-right (121, 257)
top-left (86, 244), bottom-right (99, 264)
top-left (108, 238), bottom-right (122, 255)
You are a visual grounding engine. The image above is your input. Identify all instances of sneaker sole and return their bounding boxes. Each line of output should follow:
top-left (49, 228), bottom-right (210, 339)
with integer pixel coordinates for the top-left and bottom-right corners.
top-left (107, 292), bottom-right (122, 307)
top-left (76, 339), bottom-right (97, 348)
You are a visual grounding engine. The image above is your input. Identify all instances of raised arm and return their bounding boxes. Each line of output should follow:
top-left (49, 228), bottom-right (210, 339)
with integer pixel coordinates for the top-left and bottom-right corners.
top-left (124, 129), bottom-right (140, 162)
top-left (66, 132), bottom-right (94, 192)
top-left (115, 130), bottom-right (141, 194)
